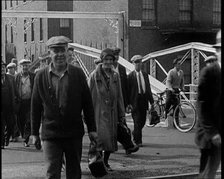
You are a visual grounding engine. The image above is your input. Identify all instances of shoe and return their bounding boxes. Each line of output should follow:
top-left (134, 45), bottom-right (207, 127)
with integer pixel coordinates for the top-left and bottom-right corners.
top-left (125, 145), bottom-right (139, 155)
top-left (24, 142), bottom-right (30, 147)
top-left (105, 164), bottom-right (113, 171)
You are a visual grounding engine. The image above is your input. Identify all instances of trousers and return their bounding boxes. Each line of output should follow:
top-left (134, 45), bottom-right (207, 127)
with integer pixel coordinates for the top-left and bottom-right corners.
top-left (198, 143), bottom-right (221, 179)
top-left (42, 137), bottom-right (83, 179)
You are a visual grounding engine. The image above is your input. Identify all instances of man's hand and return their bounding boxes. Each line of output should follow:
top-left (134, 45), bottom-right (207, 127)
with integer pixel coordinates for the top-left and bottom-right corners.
top-left (212, 134), bottom-right (221, 147)
top-left (88, 131), bottom-right (98, 143)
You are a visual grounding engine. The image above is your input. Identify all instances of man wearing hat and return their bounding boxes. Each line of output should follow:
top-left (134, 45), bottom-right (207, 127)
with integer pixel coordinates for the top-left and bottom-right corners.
top-left (1, 60), bottom-right (18, 148)
top-left (164, 57), bottom-right (185, 127)
top-left (195, 29), bottom-right (221, 179)
top-left (15, 59), bottom-right (35, 147)
top-left (31, 36), bottom-right (97, 178)
top-left (6, 62), bottom-right (17, 76)
top-left (127, 55), bottom-right (154, 147)
top-left (112, 47), bottom-right (139, 155)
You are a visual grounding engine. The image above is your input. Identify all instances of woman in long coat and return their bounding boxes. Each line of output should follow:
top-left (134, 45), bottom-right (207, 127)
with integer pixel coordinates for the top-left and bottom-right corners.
top-left (88, 48), bottom-right (125, 171)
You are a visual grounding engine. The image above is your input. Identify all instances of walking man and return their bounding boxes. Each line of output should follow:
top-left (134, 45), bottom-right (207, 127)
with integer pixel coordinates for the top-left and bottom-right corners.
top-left (15, 59), bottom-right (35, 147)
top-left (31, 36), bottom-right (97, 179)
top-left (195, 29), bottom-right (221, 179)
top-left (127, 55), bottom-right (154, 147)
top-left (1, 60), bottom-right (18, 148)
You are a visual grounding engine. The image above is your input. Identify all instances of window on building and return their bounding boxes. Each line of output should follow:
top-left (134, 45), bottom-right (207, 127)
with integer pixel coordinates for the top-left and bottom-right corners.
top-left (142, 0), bottom-right (156, 26)
top-left (11, 26), bottom-right (13, 43)
top-left (60, 19), bottom-right (70, 28)
top-left (16, 0), bottom-right (18, 5)
top-left (179, 0), bottom-right (192, 24)
top-left (10, 0), bottom-right (13, 7)
top-left (213, 0), bottom-right (221, 25)
top-left (40, 18), bottom-right (43, 41)
top-left (31, 18), bottom-right (34, 41)
top-left (23, 0), bottom-right (26, 2)
top-left (24, 20), bottom-right (27, 43)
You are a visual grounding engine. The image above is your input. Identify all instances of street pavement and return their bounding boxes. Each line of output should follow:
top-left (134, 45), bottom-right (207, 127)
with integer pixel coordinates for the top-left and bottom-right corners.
top-left (2, 116), bottom-right (221, 179)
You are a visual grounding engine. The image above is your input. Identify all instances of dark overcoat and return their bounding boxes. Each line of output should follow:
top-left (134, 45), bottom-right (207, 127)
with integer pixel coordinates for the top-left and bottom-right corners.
top-left (127, 70), bottom-right (154, 112)
top-left (195, 62), bottom-right (221, 149)
top-left (118, 64), bottom-right (128, 108)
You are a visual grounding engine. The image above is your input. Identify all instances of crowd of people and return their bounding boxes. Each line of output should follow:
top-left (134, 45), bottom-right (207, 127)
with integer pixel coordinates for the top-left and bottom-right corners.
top-left (1, 29), bottom-right (221, 179)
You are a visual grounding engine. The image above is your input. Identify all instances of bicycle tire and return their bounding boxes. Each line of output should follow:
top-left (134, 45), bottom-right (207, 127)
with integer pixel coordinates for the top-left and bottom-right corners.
top-left (173, 101), bottom-right (196, 133)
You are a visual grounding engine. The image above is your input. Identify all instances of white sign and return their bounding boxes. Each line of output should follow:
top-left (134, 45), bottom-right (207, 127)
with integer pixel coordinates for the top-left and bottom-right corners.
top-left (129, 20), bottom-right (141, 27)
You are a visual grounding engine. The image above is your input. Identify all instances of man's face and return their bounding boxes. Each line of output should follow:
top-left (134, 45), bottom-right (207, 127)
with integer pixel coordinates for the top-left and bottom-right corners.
top-left (49, 46), bottom-right (68, 68)
top-left (21, 63), bottom-right (30, 74)
top-left (175, 61), bottom-right (181, 71)
top-left (8, 67), bottom-right (15, 75)
top-left (1, 65), bottom-right (6, 75)
top-left (134, 60), bottom-right (142, 72)
top-left (102, 55), bottom-right (114, 70)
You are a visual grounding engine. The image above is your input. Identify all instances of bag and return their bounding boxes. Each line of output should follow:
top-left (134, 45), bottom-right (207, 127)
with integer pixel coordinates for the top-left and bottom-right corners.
top-left (117, 119), bottom-right (134, 149)
top-left (149, 110), bottom-right (160, 126)
top-left (88, 141), bottom-right (108, 178)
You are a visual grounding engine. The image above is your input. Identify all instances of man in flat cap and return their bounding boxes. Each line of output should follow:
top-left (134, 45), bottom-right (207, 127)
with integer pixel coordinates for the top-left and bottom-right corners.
top-left (164, 57), bottom-right (185, 127)
top-left (127, 55), bottom-right (154, 147)
top-left (31, 36), bottom-right (97, 179)
top-left (15, 59), bottom-right (35, 147)
top-left (1, 60), bottom-right (18, 148)
top-left (6, 63), bottom-right (17, 76)
top-left (112, 48), bottom-right (139, 155)
top-left (195, 29), bottom-right (221, 179)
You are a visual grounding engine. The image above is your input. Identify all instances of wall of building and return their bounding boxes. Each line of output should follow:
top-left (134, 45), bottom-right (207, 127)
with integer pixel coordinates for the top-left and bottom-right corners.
top-left (47, 0), bottom-right (73, 40)
top-left (2, 0), bottom-right (48, 63)
top-left (71, 0), bottom-right (128, 58)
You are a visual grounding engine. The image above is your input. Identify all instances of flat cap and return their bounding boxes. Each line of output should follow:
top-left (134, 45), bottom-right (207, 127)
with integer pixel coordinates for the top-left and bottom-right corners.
top-left (112, 47), bottom-right (121, 55)
top-left (131, 55), bottom-right (143, 63)
top-left (204, 55), bottom-right (217, 63)
top-left (7, 62), bottom-right (16, 68)
top-left (19, 59), bottom-right (31, 65)
top-left (46, 36), bottom-right (71, 48)
top-left (173, 57), bottom-right (181, 65)
top-left (100, 48), bottom-right (115, 61)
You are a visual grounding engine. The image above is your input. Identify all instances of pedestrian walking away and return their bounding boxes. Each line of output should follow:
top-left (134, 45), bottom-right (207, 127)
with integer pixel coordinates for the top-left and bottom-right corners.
top-left (195, 29), bottom-right (221, 179)
top-left (15, 59), bottom-right (35, 147)
top-left (127, 55), bottom-right (154, 147)
top-left (31, 35), bottom-right (98, 179)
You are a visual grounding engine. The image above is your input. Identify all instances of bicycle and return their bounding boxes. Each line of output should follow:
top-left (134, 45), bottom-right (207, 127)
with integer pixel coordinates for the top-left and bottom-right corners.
top-left (151, 89), bottom-right (197, 133)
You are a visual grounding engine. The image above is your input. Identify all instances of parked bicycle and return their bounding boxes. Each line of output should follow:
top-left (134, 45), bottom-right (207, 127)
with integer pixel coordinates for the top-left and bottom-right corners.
top-left (151, 89), bottom-right (197, 133)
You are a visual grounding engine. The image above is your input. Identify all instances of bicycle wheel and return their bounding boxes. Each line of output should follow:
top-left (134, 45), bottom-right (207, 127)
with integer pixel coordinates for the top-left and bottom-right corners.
top-left (173, 101), bottom-right (196, 132)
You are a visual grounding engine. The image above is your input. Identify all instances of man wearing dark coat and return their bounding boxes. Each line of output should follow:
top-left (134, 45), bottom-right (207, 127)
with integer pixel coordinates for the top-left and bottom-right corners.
top-left (112, 47), bottom-right (139, 155)
top-left (195, 29), bottom-right (221, 179)
top-left (127, 55), bottom-right (154, 147)
top-left (31, 36), bottom-right (97, 179)
top-left (1, 60), bottom-right (18, 148)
